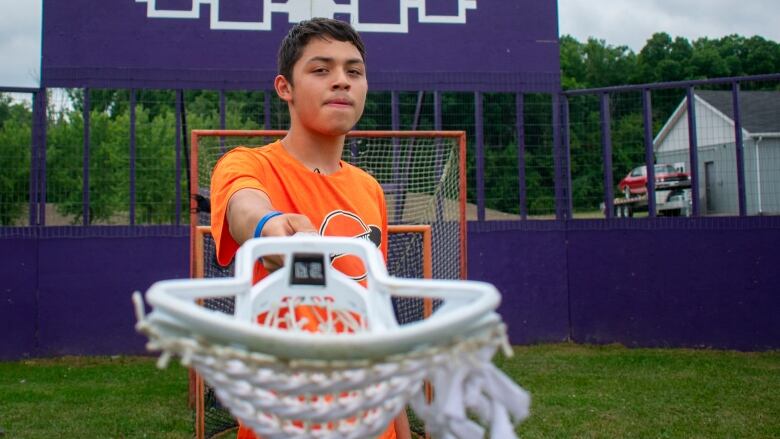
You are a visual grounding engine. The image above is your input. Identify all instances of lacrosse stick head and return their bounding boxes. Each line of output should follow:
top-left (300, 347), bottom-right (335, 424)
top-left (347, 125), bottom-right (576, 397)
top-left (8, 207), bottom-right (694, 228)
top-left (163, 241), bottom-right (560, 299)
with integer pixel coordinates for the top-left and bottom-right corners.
top-left (134, 235), bottom-right (530, 439)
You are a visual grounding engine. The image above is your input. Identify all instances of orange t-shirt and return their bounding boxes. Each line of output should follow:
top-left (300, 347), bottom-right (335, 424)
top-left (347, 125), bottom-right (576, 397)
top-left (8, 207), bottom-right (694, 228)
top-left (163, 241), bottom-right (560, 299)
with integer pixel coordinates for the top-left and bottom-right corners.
top-left (210, 141), bottom-right (395, 439)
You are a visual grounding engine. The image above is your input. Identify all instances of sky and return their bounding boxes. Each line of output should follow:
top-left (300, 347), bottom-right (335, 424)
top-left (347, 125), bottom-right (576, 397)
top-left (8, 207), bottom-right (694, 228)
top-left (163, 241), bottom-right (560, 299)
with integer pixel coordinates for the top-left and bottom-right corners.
top-left (1, 0), bottom-right (779, 88)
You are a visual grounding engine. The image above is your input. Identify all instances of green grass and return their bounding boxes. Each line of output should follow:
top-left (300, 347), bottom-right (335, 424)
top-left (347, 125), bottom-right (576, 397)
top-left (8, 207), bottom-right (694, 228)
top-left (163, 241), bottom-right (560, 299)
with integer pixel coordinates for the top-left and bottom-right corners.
top-left (500, 344), bottom-right (780, 439)
top-left (0, 356), bottom-right (191, 438)
top-left (0, 344), bottom-right (778, 438)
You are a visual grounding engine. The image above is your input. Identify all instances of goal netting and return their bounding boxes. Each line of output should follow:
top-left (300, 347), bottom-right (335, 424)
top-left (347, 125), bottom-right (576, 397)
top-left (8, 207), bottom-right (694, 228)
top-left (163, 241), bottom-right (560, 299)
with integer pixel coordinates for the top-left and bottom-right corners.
top-left (188, 130), bottom-right (466, 438)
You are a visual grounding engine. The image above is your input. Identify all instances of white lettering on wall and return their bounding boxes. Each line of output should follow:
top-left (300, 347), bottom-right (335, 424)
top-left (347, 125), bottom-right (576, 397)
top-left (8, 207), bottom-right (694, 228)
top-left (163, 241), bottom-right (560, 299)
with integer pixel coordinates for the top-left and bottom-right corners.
top-left (134, 0), bottom-right (477, 33)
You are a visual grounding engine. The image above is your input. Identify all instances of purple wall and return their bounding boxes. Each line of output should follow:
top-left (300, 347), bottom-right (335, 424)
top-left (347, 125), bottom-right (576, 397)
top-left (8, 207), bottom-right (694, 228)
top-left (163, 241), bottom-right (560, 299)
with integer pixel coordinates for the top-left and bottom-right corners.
top-left (0, 227), bottom-right (189, 359)
top-left (468, 218), bottom-right (780, 351)
top-left (2, 219), bottom-right (779, 359)
top-left (41, 1), bottom-right (560, 91)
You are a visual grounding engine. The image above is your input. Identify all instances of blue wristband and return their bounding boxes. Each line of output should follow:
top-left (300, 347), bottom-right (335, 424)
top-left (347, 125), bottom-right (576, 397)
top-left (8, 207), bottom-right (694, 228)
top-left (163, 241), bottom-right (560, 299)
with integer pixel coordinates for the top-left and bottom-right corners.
top-left (253, 211), bottom-right (283, 238)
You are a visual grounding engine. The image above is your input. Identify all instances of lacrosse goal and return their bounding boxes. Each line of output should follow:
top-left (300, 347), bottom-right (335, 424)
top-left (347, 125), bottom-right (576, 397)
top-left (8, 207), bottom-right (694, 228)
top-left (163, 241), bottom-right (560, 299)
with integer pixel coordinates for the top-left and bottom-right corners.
top-left (188, 130), bottom-right (467, 438)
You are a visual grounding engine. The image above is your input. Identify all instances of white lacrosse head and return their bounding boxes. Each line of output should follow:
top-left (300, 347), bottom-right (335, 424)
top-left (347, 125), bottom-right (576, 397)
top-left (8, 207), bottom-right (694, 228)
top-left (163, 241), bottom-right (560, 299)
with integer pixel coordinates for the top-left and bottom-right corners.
top-left (134, 235), bottom-right (530, 439)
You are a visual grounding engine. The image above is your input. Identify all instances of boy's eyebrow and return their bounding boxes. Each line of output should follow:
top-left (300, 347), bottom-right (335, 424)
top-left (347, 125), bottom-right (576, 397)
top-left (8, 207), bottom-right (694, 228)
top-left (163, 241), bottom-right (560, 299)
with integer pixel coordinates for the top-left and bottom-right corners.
top-left (305, 56), bottom-right (365, 65)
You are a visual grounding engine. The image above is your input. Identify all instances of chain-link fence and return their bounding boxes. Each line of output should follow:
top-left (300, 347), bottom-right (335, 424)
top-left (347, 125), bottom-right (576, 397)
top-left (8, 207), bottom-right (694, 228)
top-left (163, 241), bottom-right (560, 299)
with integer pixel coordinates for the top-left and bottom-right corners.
top-left (2, 75), bottom-right (779, 228)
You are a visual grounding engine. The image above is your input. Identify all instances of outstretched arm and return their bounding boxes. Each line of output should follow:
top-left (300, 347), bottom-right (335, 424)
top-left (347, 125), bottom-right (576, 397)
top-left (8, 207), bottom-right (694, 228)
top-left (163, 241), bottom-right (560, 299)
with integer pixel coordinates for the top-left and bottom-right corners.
top-left (227, 188), bottom-right (317, 270)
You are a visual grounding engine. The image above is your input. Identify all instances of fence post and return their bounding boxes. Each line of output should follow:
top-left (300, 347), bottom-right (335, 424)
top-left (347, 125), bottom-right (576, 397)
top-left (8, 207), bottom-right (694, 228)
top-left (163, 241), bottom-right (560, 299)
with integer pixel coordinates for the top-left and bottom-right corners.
top-left (600, 92), bottom-right (614, 218)
top-left (82, 88), bottom-right (90, 226)
top-left (732, 82), bottom-right (747, 216)
top-left (516, 92), bottom-right (527, 220)
top-left (686, 87), bottom-right (700, 217)
top-left (475, 91), bottom-right (485, 222)
top-left (552, 93), bottom-right (571, 220)
top-left (129, 89), bottom-right (136, 225)
top-left (562, 94), bottom-right (573, 218)
top-left (29, 90), bottom-right (47, 226)
top-left (642, 88), bottom-right (656, 217)
top-left (219, 89), bottom-right (226, 153)
top-left (175, 90), bottom-right (183, 226)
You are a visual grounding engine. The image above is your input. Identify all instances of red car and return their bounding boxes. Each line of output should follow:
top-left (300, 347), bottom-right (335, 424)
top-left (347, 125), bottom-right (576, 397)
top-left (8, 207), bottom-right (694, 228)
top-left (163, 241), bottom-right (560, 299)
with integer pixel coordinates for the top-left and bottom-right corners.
top-left (618, 164), bottom-right (690, 196)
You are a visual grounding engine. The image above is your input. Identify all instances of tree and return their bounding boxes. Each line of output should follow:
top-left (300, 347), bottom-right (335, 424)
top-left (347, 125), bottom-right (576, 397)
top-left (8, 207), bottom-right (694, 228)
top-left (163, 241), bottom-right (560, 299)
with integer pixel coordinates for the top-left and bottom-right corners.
top-left (0, 95), bottom-right (32, 225)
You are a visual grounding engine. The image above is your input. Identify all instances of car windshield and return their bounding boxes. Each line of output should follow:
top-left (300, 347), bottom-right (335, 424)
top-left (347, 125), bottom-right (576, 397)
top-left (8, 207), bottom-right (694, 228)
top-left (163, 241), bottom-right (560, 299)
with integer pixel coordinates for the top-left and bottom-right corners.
top-left (654, 164), bottom-right (676, 174)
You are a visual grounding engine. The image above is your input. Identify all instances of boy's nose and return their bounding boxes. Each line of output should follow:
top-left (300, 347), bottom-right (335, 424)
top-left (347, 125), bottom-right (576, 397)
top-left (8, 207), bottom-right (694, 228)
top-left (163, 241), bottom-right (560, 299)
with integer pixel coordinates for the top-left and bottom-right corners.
top-left (332, 70), bottom-right (351, 90)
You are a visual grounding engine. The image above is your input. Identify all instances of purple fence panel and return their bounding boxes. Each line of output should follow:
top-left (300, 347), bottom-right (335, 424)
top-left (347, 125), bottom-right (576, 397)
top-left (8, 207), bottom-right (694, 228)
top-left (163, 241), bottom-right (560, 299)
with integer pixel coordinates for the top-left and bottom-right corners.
top-left (566, 218), bottom-right (780, 351)
top-left (35, 229), bottom-right (189, 356)
top-left (468, 221), bottom-right (570, 344)
top-left (0, 236), bottom-right (38, 359)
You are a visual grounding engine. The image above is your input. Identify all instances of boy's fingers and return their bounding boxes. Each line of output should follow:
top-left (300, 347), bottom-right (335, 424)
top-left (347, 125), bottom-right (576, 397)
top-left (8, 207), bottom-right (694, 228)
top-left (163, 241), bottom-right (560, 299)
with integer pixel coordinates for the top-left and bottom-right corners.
top-left (262, 254), bottom-right (283, 271)
top-left (261, 213), bottom-right (314, 237)
top-left (285, 214), bottom-right (317, 234)
top-left (259, 214), bottom-right (316, 272)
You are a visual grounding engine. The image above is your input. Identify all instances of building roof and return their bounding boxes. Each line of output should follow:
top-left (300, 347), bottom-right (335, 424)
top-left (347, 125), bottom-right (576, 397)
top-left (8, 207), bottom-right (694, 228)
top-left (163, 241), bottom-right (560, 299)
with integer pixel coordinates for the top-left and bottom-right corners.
top-left (695, 90), bottom-right (780, 134)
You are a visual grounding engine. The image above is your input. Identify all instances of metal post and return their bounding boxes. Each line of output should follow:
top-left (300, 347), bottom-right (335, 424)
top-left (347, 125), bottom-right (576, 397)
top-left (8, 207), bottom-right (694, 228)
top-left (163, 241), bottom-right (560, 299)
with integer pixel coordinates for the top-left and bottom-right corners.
top-left (732, 82), bottom-right (747, 216)
top-left (552, 93), bottom-right (564, 219)
top-left (642, 88), bottom-right (656, 217)
top-left (516, 92), bottom-right (527, 220)
top-left (30, 90), bottom-right (47, 226)
top-left (433, 91), bottom-right (445, 222)
top-left (600, 92), bottom-right (614, 218)
top-left (562, 95), bottom-right (573, 219)
top-left (82, 88), bottom-right (90, 226)
top-left (391, 91), bottom-right (403, 223)
top-left (475, 91), bottom-right (485, 222)
top-left (264, 90), bottom-right (272, 129)
top-left (219, 89), bottom-right (226, 153)
top-left (433, 91), bottom-right (442, 131)
top-left (175, 90), bottom-right (183, 225)
top-left (391, 91), bottom-right (401, 182)
top-left (38, 91), bottom-right (47, 225)
top-left (129, 89), bottom-right (136, 225)
top-left (686, 87), bottom-right (700, 216)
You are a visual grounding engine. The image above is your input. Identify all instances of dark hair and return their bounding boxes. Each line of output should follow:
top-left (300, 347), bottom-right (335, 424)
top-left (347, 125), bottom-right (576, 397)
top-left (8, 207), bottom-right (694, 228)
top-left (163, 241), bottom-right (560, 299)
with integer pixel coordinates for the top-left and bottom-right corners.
top-left (278, 17), bottom-right (366, 84)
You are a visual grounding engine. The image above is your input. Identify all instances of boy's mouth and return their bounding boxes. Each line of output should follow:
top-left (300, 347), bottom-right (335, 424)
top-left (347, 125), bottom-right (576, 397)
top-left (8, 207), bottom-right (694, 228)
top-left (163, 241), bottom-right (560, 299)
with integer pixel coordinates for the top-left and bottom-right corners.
top-left (325, 97), bottom-right (354, 107)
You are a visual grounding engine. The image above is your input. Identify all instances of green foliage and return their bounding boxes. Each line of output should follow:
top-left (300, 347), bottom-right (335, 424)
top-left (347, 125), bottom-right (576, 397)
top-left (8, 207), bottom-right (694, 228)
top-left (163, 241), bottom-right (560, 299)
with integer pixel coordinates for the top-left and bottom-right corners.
top-left (0, 95), bottom-right (32, 225)
top-left (2, 33), bottom-right (779, 224)
top-left (560, 33), bottom-right (780, 212)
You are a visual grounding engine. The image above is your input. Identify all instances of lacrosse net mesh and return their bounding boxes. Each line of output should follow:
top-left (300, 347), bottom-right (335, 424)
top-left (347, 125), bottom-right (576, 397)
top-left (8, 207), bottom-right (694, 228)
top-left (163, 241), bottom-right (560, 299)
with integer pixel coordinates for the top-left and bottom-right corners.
top-left (136, 297), bottom-right (526, 439)
top-left (194, 225), bottom-right (439, 437)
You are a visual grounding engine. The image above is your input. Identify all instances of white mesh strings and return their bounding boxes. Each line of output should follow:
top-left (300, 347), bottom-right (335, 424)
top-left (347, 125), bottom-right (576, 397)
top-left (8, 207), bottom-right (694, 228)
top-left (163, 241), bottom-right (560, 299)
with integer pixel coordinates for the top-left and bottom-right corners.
top-left (134, 236), bottom-right (531, 438)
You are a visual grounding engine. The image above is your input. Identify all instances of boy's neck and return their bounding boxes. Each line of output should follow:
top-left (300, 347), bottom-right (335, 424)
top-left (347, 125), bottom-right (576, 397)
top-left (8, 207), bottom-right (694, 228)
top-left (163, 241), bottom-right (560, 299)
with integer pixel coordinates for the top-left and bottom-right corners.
top-left (280, 128), bottom-right (346, 175)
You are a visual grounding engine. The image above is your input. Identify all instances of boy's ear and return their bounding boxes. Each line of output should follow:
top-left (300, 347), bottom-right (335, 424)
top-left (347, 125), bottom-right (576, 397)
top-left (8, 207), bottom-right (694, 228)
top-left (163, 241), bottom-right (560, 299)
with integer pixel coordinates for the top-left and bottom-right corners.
top-left (274, 75), bottom-right (293, 102)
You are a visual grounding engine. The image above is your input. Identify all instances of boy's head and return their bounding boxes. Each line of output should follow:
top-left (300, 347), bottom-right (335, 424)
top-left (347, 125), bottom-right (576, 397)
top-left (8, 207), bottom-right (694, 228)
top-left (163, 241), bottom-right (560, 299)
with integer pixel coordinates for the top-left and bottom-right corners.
top-left (278, 17), bottom-right (366, 85)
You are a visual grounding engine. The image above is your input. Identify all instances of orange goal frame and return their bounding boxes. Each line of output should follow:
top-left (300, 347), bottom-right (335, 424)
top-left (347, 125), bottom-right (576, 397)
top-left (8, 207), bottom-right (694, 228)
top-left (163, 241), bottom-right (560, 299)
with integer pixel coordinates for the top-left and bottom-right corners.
top-left (189, 129), bottom-right (468, 281)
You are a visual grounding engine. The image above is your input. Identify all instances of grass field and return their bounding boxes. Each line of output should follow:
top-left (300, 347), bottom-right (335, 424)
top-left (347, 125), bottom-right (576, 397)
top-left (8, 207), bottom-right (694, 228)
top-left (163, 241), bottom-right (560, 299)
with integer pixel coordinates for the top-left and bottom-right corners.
top-left (1, 343), bottom-right (777, 438)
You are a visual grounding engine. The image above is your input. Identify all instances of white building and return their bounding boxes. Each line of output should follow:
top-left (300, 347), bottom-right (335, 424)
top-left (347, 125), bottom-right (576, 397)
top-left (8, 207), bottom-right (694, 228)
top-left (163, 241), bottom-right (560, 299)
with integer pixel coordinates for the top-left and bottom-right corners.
top-left (654, 90), bottom-right (780, 215)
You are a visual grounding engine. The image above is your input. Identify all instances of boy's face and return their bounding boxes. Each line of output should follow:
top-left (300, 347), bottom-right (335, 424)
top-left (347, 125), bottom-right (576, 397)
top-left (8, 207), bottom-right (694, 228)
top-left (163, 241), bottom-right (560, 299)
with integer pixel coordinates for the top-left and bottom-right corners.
top-left (278, 38), bottom-right (367, 136)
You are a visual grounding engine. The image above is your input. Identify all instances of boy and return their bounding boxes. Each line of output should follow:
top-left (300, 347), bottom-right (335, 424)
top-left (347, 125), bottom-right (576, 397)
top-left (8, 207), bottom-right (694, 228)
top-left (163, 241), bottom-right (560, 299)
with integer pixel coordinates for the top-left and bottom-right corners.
top-left (209, 18), bottom-right (411, 439)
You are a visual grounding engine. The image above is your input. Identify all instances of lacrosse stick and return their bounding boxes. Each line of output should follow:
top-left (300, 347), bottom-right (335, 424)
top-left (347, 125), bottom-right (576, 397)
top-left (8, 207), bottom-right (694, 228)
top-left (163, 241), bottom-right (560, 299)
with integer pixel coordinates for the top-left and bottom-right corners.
top-left (133, 235), bottom-right (530, 439)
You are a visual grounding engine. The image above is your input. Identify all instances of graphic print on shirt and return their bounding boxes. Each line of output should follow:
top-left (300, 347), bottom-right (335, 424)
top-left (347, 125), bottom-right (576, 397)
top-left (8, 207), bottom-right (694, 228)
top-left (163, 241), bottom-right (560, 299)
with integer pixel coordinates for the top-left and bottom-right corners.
top-left (319, 210), bottom-right (381, 281)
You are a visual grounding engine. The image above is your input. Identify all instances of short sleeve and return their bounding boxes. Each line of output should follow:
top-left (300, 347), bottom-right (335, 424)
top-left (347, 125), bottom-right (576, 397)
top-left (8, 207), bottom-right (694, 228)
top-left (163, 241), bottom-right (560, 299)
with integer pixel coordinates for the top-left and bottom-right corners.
top-left (209, 147), bottom-right (268, 266)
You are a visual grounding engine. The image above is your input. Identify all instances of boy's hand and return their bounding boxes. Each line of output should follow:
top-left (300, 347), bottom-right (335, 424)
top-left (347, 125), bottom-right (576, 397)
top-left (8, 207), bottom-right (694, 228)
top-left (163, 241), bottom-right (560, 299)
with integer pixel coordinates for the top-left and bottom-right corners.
top-left (259, 213), bottom-right (317, 271)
